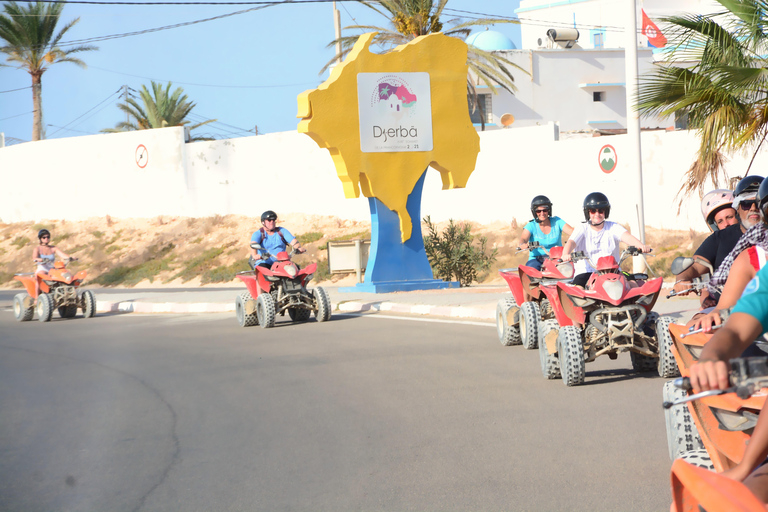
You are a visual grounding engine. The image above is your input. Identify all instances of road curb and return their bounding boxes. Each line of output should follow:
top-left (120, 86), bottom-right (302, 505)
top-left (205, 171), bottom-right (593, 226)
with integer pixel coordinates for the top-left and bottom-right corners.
top-left (96, 299), bottom-right (497, 320)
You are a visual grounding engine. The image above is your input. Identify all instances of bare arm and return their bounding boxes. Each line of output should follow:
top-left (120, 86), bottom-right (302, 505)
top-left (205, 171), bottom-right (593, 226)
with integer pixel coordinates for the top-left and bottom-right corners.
top-left (291, 238), bottom-right (306, 253)
top-left (519, 228), bottom-right (532, 250)
top-left (619, 231), bottom-right (651, 253)
top-left (722, 400), bottom-right (768, 482)
top-left (690, 252), bottom-right (756, 332)
top-left (561, 238), bottom-right (576, 261)
top-left (32, 246), bottom-right (41, 262)
top-left (53, 246), bottom-right (72, 260)
top-left (689, 312), bottom-right (763, 392)
top-left (562, 223), bottom-right (574, 239)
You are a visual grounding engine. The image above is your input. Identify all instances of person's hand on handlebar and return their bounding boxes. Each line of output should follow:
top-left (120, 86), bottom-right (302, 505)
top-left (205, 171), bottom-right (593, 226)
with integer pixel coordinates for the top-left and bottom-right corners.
top-left (519, 242), bottom-right (529, 251)
top-left (689, 358), bottom-right (730, 393)
top-left (690, 309), bottom-right (723, 334)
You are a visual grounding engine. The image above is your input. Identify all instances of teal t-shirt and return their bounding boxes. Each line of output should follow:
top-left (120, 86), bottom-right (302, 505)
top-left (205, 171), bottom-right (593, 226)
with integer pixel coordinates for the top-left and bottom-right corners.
top-left (523, 216), bottom-right (567, 258)
top-left (733, 264), bottom-right (768, 334)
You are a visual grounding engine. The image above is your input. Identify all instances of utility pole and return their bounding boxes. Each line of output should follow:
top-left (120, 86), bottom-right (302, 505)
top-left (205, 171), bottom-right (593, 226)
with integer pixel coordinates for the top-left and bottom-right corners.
top-left (625, 0), bottom-right (647, 272)
top-left (333, 1), bottom-right (342, 64)
top-left (123, 85), bottom-right (130, 125)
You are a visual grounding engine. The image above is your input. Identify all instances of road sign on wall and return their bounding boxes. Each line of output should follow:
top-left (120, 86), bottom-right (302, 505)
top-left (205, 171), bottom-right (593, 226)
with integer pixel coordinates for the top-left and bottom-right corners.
top-left (599, 144), bottom-right (617, 173)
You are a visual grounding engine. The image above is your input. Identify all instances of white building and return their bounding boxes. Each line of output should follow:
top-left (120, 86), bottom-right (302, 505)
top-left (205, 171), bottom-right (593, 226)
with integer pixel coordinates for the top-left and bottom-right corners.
top-left (466, 0), bottom-right (722, 132)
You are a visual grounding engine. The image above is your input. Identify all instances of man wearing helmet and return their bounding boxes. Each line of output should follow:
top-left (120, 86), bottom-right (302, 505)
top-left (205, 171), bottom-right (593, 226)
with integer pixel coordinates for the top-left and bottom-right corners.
top-left (674, 176), bottom-right (764, 303)
top-left (561, 192), bottom-right (651, 288)
top-left (519, 195), bottom-right (574, 271)
top-left (249, 211), bottom-right (306, 269)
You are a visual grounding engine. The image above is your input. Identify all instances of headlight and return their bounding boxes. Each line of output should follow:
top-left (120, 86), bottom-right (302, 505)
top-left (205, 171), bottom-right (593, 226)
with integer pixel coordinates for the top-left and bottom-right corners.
top-left (285, 264), bottom-right (298, 277)
top-left (636, 294), bottom-right (655, 306)
top-left (556, 262), bottom-right (573, 276)
top-left (569, 295), bottom-right (595, 308)
top-left (602, 280), bottom-right (624, 302)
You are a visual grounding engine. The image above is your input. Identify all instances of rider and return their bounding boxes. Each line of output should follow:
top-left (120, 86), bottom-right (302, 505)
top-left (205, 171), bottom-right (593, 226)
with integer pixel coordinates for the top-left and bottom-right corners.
top-left (518, 195), bottom-right (574, 271)
top-left (673, 176), bottom-right (764, 304)
top-left (249, 210), bottom-right (306, 269)
top-left (687, 263), bottom-right (768, 503)
top-left (701, 189), bottom-right (738, 232)
top-left (32, 228), bottom-right (75, 300)
top-left (561, 192), bottom-right (652, 288)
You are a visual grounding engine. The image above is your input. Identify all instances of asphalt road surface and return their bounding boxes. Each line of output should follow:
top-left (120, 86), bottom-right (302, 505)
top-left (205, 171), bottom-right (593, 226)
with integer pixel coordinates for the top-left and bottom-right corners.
top-left (0, 308), bottom-right (673, 511)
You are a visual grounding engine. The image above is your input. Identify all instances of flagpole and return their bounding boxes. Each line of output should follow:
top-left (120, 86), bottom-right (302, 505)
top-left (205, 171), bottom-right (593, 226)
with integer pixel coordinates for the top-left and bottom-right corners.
top-left (625, 0), bottom-right (646, 272)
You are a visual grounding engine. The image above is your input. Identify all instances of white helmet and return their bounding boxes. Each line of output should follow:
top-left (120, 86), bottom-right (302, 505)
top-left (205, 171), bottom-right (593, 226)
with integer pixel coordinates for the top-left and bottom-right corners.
top-left (701, 189), bottom-right (734, 232)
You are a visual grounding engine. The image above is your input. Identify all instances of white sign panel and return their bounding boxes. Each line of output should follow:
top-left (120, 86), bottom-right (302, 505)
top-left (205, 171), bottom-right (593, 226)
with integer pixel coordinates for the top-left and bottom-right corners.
top-left (357, 72), bottom-right (433, 153)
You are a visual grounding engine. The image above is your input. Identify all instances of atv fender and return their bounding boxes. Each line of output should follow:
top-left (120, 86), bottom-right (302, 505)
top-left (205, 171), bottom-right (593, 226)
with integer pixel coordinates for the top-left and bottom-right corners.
top-left (236, 273), bottom-right (265, 298)
top-left (540, 284), bottom-right (573, 327)
top-left (499, 270), bottom-right (525, 306)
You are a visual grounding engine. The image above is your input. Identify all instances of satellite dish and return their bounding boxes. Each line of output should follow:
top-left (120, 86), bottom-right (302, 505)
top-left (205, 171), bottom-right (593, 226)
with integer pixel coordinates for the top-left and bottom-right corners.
top-left (500, 113), bottom-right (515, 127)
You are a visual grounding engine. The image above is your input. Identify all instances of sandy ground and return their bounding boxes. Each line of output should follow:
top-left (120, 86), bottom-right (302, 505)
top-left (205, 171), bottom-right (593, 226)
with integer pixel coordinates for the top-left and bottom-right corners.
top-left (0, 213), bottom-right (708, 289)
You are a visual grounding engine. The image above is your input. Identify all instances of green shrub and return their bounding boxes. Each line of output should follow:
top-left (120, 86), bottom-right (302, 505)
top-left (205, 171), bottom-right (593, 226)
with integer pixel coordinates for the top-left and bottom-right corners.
top-left (11, 236), bottom-right (30, 249)
top-left (92, 243), bottom-right (175, 286)
top-left (92, 231), bottom-right (105, 239)
top-left (168, 247), bottom-right (224, 283)
top-left (314, 258), bottom-right (331, 282)
top-left (423, 216), bottom-right (497, 287)
top-left (297, 231), bottom-right (324, 244)
top-left (105, 245), bottom-right (121, 255)
top-left (202, 259), bottom-right (252, 284)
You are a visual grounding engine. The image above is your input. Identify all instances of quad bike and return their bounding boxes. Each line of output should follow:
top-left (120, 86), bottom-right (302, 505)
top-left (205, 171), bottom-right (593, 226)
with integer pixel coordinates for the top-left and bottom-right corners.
top-left (13, 258), bottom-right (96, 322)
top-left (664, 323), bottom-right (767, 474)
top-left (666, 357), bottom-right (768, 512)
top-left (665, 256), bottom-right (715, 299)
top-left (541, 247), bottom-right (677, 386)
top-left (234, 243), bottom-right (331, 329)
top-left (496, 242), bottom-right (574, 349)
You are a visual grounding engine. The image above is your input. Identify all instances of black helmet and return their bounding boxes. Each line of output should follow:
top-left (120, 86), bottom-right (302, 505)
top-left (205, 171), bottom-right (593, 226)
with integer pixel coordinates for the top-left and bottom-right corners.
top-left (37, 228), bottom-right (50, 239)
top-left (734, 175), bottom-right (764, 198)
top-left (582, 192), bottom-right (611, 222)
top-left (757, 177), bottom-right (768, 216)
top-left (530, 195), bottom-right (552, 220)
top-left (261, 210), bottom-right (277, 222)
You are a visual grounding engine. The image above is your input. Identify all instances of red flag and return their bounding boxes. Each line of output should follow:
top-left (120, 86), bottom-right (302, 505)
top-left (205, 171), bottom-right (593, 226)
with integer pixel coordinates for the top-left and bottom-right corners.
top-left (642, 9), bottom-right (667, 48)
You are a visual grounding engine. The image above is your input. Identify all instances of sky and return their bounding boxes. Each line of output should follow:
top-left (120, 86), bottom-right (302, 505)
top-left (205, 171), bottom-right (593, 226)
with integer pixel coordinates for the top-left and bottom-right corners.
top-left (0, 0), bottom-right (522, 144)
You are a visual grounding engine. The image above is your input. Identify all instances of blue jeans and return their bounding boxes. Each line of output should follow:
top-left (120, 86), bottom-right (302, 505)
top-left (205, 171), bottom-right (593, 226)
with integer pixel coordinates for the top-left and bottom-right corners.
top-left (525, 256), bottom-right (545, 271)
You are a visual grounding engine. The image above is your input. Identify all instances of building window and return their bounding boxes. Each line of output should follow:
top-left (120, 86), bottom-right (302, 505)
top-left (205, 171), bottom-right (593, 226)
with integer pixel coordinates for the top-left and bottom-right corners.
top-left (593, 91), bottom-right (604, 102)
top-left (468, 93), bottom-right (492, 124)
top-left (592, 29), bottom-right (605, 49)
top-left (675, 111), bottom-right (688, 130)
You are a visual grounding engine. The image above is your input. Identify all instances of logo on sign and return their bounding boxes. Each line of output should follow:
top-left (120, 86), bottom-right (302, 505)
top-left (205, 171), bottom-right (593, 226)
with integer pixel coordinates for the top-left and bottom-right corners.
top-left (599, 145), bottom-right (617, 173)
top-left (358, 72), bottom-right (433, 153)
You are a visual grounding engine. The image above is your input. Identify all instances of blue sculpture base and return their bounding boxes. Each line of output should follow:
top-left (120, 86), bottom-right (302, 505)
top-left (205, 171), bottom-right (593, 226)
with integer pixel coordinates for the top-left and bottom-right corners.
top-left (338, 169), bottom-right (459, 293)
top-left (339, 279), bottom-right (458, 293)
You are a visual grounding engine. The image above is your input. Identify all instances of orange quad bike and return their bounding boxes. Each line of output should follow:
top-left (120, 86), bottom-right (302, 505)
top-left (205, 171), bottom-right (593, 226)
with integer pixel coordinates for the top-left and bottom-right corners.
top-left (496, 242), bottom-right (574, 349)
top-left (234, 244), bottom-right (331, 329)
top-left (545, 247), bottom-right (677, 386)
top-left (664, 322), bottom-right (767, 474)
top-left (665, 357), bottom-right (768, 512)
top-left (13, 258), bottom-right (96, 322)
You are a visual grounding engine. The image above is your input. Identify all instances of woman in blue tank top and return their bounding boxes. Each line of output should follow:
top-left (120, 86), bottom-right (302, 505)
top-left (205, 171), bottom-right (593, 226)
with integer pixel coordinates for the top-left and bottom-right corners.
top-left (519, 195), bottom-right (574, 271)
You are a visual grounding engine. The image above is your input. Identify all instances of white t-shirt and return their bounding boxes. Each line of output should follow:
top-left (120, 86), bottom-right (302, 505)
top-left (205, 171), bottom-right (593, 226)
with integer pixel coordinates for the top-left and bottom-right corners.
top-left (568, 221), bottom-right (627, 275)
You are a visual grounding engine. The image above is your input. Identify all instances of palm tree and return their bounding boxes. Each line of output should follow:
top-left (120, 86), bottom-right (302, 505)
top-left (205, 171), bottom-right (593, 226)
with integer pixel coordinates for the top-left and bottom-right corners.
top-left (102, 81), bottom-right (215, 141)
top-left (636, 0), bottom-right (768, 199)
top-left (324, 0), bottom-right (525, 130)
top-left (0, 1), bottom-right (97, 141)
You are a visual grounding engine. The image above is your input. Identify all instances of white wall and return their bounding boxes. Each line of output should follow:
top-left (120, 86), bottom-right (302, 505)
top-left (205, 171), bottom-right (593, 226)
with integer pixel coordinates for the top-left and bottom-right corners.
top-left (2, 124), bottom-right (765, 237)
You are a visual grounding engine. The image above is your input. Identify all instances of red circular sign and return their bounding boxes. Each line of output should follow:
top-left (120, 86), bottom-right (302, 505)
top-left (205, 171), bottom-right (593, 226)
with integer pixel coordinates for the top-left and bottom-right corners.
top-left (598, 144), bottom-right (617, 174)
top-left (135, 144), bottom-right (148, 168)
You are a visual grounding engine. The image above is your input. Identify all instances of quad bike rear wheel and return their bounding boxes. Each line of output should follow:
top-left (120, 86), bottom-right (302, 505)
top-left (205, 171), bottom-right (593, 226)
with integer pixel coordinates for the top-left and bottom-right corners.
top-left (58, 305), bottom-right (78, 318)
top-left (630, 351), bottom-right (657, 372)
top-left (289, 307), bottom-right (311, 322)
top-left (656, 316), bottom-right (680, 378)
top-left (520, 301), bottom-right (540, 350)
top-left (679, 449), bottom-right (714, 471)
top-left (235, 291), bottom-right (258, 327)
top-left (82, 290), bottom-right (96, 318)
top-left (558, 325), bottom-right (585, 386)
top-left (538, 319), bottom-right (561, 380)
top-left (496, 297), bottom-right (521, 346)
top-left (256, 293), bottom-right (276, 328)
top-left (663, 380), bottom-right (704, 460)
top-left (36, 293), bottom-right (53, 323)
top-left (314, 286), bottom-right (331, 322)
top-left (13, 293), bottom-right (34, 322)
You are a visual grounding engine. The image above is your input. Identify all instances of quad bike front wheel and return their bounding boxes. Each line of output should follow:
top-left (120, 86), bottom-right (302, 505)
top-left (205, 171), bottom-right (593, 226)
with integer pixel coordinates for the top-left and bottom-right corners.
top-left (538, 319), bottom-right (561, 379)
top-left (520, 301), bottom-right (540, 350)
top-left (235, 292), bottom-right (258, 327)
top-left (13, 293), bottom-right (34, 322)
top-left (58, 305), bottom-right (78, 319)
top-left (557, 325), bottom-right (585, 386)
top-left (656, 316), bottom-right (680, 378)
top-left (82, 290), bottom-right (96, 318)
top-left (663, 380), bottom-right (704, 460)
top-left (314, 286), bottom-right (331, 322)
top-left (496, 297), bottom-right (521, 346)
top-left (256, 293), bottom-right (276, 328)
top-left (36, 293), bottom-right (53, 323)
top-left (288, 307), bottom-right (311, 322)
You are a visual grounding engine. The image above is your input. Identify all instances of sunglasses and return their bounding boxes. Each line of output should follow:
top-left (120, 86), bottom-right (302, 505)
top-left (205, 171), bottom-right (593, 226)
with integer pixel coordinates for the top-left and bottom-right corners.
top-left (264, 218), bottom-right (277, 222)
top-left (739, 200), bottom-right (758, 211)
top-left (535, 208), bottom-right (550, 214)
top-left (40, 236), bottom-right (50, 239)
top-left (588, 208), bottom-right (606, 214)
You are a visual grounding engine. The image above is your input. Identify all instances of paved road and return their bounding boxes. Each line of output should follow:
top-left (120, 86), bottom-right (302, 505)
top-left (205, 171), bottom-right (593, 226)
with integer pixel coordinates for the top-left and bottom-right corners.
top-left (0, 309), bottom-right (674, 511)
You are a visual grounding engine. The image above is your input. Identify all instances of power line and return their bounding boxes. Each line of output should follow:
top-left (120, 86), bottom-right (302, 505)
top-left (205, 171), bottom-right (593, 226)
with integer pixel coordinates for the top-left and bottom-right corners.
top-left (0, 111), bottom-right (34, 121)
top-left (0, 86), bottom-right (32, 94)
top-left (48, 89), bottom-right (122, 136)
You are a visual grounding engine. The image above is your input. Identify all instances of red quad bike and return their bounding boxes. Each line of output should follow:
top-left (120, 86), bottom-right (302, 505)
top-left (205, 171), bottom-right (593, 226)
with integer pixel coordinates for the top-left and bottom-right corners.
top-left (542, 247), bottom-right (678, 386)
top-left (496, 242), bottom-right (575, 349)
top-left (13, 258), bottom-right (96, 322)
top-left (234, 243), bottom-right (331, 329)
